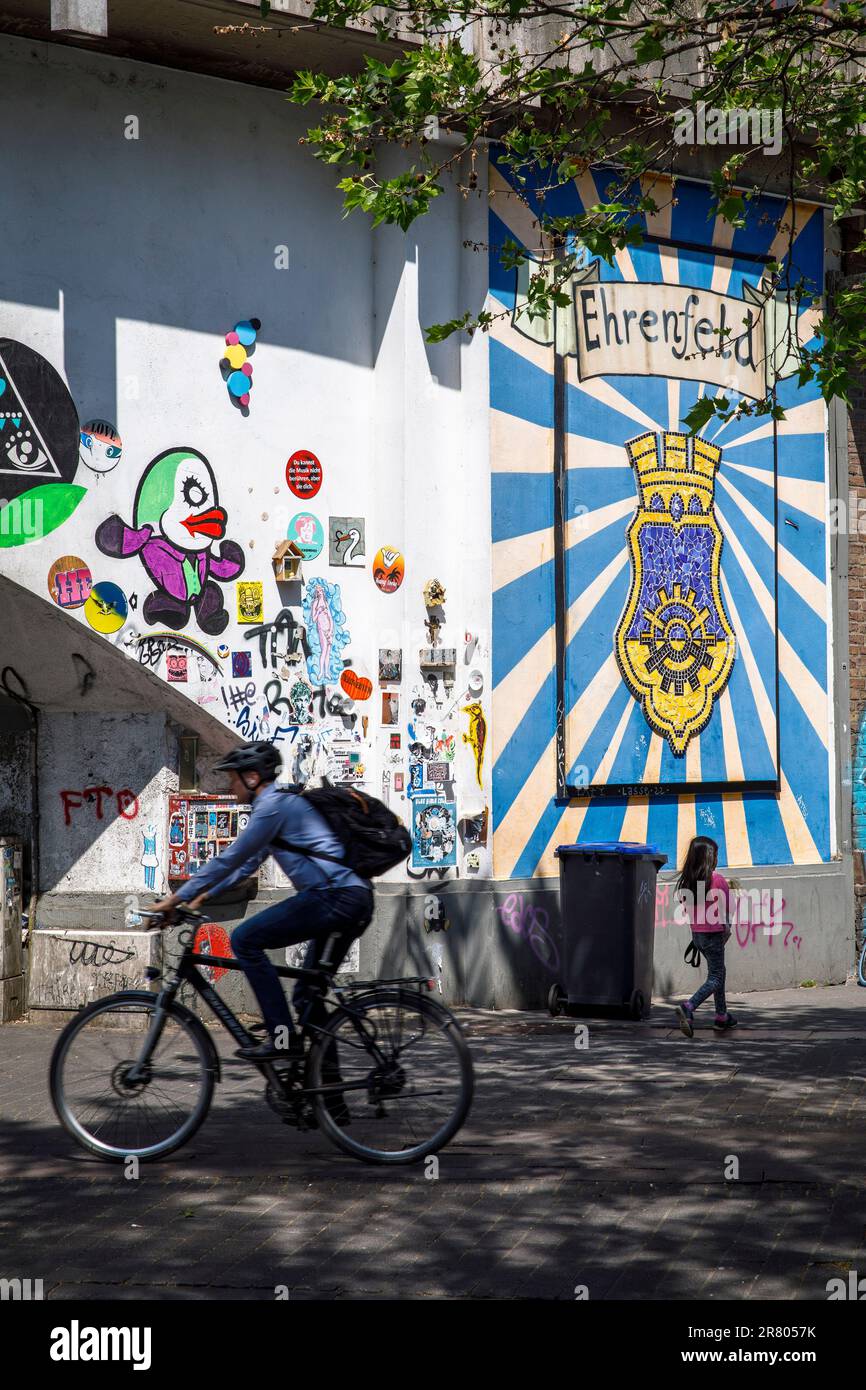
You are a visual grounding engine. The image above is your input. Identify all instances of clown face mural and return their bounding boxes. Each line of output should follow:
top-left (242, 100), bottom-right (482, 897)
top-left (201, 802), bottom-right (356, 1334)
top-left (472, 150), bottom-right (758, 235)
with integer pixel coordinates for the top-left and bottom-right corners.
top-left (95, 447), bottom-right (244, 636)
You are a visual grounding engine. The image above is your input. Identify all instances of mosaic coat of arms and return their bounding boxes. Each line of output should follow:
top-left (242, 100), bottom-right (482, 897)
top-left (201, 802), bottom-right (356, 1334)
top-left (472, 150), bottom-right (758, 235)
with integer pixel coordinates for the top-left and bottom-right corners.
top-left (614, 431), bottom-right (736, 755)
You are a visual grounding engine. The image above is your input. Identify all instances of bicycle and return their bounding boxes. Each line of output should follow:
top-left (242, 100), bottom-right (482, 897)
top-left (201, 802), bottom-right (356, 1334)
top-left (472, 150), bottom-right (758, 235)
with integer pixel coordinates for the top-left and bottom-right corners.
top-left (49, 907), bottom-right (474, 1166)
top-left (859, 933), bottom-right (866, 988)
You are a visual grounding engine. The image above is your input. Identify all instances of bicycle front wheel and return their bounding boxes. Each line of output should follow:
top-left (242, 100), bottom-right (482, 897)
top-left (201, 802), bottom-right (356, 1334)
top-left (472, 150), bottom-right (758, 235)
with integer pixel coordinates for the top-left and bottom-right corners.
top-left (859, 939), bottom-right (866, 987)
top-left (50, 992), bottom-right (215, 1162)
top-left (307, 989), bottom-right (474, 1165)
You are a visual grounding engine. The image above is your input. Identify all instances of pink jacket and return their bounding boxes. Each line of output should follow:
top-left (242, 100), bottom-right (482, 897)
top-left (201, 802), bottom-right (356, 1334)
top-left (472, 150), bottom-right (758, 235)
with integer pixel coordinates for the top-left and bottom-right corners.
top-left (686, 871), bottom-right (732, 933)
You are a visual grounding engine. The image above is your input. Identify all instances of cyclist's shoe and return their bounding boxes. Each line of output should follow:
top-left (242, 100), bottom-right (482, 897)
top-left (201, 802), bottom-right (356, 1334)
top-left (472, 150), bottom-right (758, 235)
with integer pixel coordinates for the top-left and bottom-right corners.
top-left (713, 1011), bottom-right (738, 1031)
top-left (237, 1035), bottom-right (305, 1063)
top-left (675, 1002), bottom-right (695, 1037)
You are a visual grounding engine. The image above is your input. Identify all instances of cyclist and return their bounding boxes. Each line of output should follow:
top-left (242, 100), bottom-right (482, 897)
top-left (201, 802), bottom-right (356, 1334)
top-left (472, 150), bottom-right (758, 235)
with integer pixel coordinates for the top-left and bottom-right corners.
top-left (149, 741), bottom-right (374, 1063)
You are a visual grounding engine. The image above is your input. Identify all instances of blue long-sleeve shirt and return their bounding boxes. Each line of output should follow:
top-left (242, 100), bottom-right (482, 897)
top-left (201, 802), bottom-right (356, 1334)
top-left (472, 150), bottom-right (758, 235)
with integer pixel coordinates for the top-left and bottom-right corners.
top-left (174, 785), bottom-right (370, 901)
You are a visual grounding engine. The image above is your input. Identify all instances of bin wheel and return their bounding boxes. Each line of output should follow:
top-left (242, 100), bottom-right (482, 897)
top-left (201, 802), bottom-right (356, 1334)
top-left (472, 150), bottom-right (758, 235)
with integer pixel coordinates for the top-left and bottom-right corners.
top-left (630, 990), bottom-right (646, 1020)
top-left (548, 984), bottom-right (566, 1017)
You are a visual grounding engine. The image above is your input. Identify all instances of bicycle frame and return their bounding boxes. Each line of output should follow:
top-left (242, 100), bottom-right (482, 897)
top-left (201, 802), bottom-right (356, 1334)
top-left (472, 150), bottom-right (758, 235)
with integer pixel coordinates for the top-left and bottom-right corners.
top-left (128, 931), bottom-right (437, 1098)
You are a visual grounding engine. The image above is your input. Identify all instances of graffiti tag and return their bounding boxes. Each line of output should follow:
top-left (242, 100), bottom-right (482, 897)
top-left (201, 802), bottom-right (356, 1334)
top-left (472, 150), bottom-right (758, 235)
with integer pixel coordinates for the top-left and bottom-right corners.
top-left (496, 893), bottom-right (560, 973)
top-left (60, 786), bottom-right (140, 826)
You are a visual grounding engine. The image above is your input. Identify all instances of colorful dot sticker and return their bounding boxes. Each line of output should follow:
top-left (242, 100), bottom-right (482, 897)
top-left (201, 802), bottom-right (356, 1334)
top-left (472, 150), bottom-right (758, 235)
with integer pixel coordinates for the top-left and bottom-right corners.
top-left (224, 344), bottom-right (247, 370)
top-left (84, 581), bottom-right (128, 634)
top-left (220, 318), bottom-right (260, 410)
top-left (47, 555), bottom-right (92, 609)
top-left (286, 449), bottom-right (322, 499)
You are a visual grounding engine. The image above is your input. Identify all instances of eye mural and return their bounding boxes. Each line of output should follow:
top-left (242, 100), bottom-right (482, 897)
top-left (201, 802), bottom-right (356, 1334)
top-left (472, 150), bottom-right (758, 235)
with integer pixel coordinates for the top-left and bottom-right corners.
top-left (0, 338), bottom-right (84, 547)
top-left (95, 448), bottom-right (245, 637)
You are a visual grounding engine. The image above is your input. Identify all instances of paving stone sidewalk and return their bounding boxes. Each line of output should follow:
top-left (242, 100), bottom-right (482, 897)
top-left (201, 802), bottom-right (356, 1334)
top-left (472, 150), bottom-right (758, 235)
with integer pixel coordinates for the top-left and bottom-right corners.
top-left (1, 983), bottom-right (864, 1300)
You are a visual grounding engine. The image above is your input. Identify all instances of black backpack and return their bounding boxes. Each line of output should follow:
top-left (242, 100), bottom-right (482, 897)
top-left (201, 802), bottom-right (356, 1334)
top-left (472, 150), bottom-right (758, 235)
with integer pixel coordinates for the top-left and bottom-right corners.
top-left (274, 783), bottom-right (412, 879)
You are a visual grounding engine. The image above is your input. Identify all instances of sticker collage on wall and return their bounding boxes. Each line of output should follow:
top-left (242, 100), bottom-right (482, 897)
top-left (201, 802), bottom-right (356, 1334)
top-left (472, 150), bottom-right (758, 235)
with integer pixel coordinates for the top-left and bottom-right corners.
top-left (18, 305), bottom-right (488, 886)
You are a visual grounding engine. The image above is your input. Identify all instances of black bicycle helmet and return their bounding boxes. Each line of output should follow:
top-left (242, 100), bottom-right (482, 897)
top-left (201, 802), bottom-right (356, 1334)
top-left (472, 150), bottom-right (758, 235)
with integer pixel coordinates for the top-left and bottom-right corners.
top-left (212, 741), bottom-right (282, 780)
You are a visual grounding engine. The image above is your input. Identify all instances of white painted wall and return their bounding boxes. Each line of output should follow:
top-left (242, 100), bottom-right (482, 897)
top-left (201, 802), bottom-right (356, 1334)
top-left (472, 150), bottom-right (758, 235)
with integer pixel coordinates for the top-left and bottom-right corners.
top-left (0, 35), bottom-right (491, 888)
top-left (38, 712), bottom-right (173, 896)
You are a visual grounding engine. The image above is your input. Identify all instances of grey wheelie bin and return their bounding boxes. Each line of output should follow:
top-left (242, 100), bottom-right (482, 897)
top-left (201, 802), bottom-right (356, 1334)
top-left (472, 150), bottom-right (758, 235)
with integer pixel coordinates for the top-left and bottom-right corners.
top-left (549, 841), bottom-right (667, 1020)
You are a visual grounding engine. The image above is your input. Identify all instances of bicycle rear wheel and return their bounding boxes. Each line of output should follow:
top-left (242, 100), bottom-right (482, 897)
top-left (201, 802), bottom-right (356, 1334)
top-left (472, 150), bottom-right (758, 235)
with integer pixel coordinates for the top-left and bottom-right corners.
top-left (50, 992), bottom-right (215, 1161)
top-left (859, 938), bottom-right (866, 987)
top-left (307, 989), bottom-right (473, 1165)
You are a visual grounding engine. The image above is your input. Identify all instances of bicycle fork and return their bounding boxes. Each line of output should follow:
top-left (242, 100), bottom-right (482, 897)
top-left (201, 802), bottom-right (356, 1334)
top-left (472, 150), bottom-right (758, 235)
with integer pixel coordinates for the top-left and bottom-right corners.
top-left (125, 981), bottom-right (177, 1083)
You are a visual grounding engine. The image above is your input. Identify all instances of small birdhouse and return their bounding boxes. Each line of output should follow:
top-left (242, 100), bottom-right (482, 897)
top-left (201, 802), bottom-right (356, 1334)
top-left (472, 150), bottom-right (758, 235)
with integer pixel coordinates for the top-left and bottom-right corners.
top-left (272, 539), bottom-right (304, 581)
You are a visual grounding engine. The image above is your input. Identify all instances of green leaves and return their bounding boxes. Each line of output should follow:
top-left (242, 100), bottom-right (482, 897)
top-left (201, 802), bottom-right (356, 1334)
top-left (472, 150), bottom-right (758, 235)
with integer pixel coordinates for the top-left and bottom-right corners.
top-left (282, 0), bottom-right (866, 403)
top-left (336, 169), bottom-right (444, 229)
top-left (634, 25), bottom-right (665, 64)
top-left (682, 397), bottom-right (723, 436)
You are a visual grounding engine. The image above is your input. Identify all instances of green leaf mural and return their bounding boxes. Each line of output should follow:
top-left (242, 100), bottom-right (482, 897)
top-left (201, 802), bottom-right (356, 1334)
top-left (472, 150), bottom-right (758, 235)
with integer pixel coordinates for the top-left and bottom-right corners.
top-left (0, 484), bottom-right (86, 548)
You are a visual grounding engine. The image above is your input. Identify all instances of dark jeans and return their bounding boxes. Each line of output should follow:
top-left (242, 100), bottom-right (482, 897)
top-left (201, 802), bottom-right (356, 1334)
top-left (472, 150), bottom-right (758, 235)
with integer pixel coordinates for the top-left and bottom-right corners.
top-left (687, 930), bottom-right (728, 1015)
top-left (231, 885), bottom-right (374, 1039)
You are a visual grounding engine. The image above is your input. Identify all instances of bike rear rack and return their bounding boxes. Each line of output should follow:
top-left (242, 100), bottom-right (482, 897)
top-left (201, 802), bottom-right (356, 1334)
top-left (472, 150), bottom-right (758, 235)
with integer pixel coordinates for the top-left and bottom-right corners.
top-left (337, 975), bottom-right (436, 992)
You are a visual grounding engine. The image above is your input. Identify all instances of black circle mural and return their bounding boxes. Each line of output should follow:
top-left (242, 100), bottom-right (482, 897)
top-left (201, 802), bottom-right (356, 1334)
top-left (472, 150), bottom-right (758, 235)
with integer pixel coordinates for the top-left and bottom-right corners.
top-left (0, 338), bottom-right (82, 546)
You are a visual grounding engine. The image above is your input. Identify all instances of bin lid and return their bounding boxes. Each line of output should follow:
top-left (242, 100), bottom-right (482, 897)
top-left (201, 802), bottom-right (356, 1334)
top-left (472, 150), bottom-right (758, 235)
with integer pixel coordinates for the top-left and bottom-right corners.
top-left (555, 840), bottom-right (667, 864)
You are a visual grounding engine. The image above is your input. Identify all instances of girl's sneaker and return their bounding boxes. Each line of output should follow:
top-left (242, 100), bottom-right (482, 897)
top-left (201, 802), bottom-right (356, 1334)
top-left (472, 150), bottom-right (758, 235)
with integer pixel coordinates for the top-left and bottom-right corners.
top-left (713, 1012), bottom-right (738, 1031)
top-left (675, 1002), bottom-right (695, 1037)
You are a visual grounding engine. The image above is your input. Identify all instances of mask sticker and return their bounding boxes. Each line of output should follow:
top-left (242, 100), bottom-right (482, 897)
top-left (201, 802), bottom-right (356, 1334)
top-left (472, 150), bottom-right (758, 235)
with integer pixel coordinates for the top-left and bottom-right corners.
top-left (79, 419), bottom-right (122, 475)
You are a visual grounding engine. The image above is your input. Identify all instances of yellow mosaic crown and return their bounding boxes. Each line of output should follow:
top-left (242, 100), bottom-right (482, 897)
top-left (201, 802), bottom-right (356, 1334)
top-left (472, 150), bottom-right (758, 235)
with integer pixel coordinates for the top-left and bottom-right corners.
top-left (626, 431), bottom-right (722, 518)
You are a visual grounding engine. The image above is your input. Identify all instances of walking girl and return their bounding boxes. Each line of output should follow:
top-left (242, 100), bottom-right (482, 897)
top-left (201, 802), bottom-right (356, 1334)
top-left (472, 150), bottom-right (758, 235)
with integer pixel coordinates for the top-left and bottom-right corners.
top-left (674, 835), bottom-right (737, 1036)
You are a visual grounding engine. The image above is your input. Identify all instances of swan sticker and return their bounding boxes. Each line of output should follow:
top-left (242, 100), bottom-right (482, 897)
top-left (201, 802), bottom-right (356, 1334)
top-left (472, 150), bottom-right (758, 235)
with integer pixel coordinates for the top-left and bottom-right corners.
top-left (95, 447), bottom-right (245, 637)
top-left (329, 516), bottom-right (366, 567)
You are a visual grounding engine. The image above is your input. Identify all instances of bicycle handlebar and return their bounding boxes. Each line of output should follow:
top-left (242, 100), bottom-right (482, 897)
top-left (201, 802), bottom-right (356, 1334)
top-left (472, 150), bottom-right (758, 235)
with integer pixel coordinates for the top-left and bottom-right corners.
top-left (141, 907), bottom-right (206, 928)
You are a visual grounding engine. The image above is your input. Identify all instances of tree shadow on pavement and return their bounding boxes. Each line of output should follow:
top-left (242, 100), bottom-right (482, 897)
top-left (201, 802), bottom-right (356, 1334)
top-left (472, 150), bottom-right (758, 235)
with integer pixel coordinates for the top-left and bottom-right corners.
top-left (0, 997), bottom-right (864, 1299)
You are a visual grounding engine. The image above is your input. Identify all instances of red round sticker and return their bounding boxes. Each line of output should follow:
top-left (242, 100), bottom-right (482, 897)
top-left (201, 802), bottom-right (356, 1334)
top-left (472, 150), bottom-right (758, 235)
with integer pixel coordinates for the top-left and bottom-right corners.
top-left (286, 449), bottom-right (322, 500)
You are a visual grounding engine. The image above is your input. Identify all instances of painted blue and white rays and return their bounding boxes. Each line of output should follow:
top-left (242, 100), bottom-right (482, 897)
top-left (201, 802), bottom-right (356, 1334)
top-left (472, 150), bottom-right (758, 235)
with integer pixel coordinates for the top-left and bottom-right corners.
top-left (489, 160), bottom-right (832, 878)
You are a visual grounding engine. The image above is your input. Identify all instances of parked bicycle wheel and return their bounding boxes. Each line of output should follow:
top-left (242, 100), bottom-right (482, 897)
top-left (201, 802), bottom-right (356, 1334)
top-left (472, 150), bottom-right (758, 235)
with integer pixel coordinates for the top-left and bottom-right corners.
top-left (50, 992), bottom-right (216, 1161)
top-left (859, 938), bottom-right (866, 988)
top-left (307, 989), bottom-right (473, 1165)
